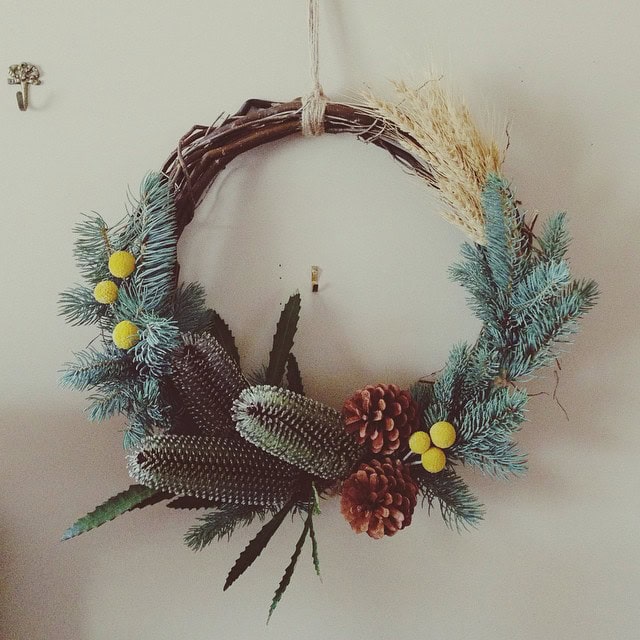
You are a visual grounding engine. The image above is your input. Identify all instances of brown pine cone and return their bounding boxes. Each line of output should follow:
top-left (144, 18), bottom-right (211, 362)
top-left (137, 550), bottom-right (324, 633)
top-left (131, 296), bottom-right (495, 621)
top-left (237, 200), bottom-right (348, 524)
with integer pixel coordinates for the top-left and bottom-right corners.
top-left (342, 383), bottom-right (418, 454)
top-left (340, 457), bottom-right (418, 539)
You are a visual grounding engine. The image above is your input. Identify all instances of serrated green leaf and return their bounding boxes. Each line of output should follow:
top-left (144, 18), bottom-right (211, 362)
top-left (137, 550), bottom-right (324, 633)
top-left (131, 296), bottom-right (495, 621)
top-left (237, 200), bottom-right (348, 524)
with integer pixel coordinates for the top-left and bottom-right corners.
top-left (223, 498), bottom-right (295, 591)
top-left (309, 514), bottom-right (321, 579)
top-left (286, 353), bottom-right (305, 395)
top-left (62, 485), bottom-right (162, 540)
top-left (265, 294), bottom-right (301, 386)
top-left (206, 309), bottom-right (240, 364)
top-left (268, 510), bottom-right (311, 622)
top-left (166, 496), bottom-right (219, 510)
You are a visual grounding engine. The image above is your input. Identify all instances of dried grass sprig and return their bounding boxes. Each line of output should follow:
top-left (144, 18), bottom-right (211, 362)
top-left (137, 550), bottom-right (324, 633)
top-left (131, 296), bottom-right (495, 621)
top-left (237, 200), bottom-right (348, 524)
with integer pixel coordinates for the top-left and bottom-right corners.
top-left (360, 80), bottom-right (503, 244)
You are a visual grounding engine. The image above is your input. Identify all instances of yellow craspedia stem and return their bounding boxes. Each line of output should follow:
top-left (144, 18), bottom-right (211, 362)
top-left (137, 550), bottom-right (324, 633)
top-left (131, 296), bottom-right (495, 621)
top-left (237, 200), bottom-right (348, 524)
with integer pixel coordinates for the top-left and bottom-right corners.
top-left (93, 280), bottom-right (119, 304)
top-left (112, 320), bottom-right (140, 350)
top-left (108, 250), bottom-right (136, 278)
top-left (409, 431), bottom-right (431, 454)
top-left (429, 421), bottom-right (457, 449)
top-left (421, 447), bottom-right (446, 473)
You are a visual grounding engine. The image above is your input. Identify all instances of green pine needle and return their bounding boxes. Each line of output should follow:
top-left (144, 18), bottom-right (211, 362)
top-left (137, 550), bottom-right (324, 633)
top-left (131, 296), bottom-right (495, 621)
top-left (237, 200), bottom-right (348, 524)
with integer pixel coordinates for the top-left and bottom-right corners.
top-left (414, 467), bottom-right (484, 531)
top-left (184, 505), bottom-right (274, 551)
top-left (62, 485), bottom-right (163, 540)
top-left (265, 293), bottom-right (301, 386)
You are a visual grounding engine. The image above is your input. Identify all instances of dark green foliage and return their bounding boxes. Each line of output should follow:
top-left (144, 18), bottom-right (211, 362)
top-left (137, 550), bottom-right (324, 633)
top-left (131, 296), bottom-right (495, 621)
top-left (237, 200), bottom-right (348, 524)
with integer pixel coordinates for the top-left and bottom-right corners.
top-left (418, 174), bottom-right (597, 497)
top-left (233, 385), bottom-right (363, 479)
top-left (172, 282), bottom-right (210, 333)
top-left (62, 485), bottom-right (164, 540)
top-left (268, 509), bottom-right (312, 622)
top-left (59, 285), bottom-right (107, 327)
top-left (132, 313), bottom-right (181, 377)
top-left (171, 333), bottom-right (248, 436)
top-left (185, 504), bottom-right (275, 551)
top-left (308, 487), bottom-right (321, 577)
top-left (128, 434), bottom-right (304, 507)
top-left (265, 293), bottom-right (301, 386)
top-left (286, 353), bottom-right (305, 395)
top-left (224, 498), bottom-right (296, 591)
top-left (482, 175), bottom-right (527, 292)
top-left (60, 346), bottom-right (132, 391)
top-left (537, 211), bottom-right (570, 261)
top-left (205, 309), bottom-right (240, 364)
top-left (125, 173), bottom-right (177, 312)
top-left (413, 467), bottom-right (484, 531)
top-left (454, 387), bottom-right (528, 477)
top-left (166, 496), bottom-right (219, 510)
top-left (71, 213), bottom-right (112, 283)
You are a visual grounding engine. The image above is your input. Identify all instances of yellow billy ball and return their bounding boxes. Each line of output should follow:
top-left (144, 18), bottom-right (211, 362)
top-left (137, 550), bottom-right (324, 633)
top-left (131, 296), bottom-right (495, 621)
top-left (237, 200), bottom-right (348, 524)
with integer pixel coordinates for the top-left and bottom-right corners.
top-left (421, 447), bottom-right (446, 473)
top-left (409, 431), bottom-right (431, 454)
top-left (93, 280), bottom-right (119, 304)
top-left (429, 421), bottom-right (457, 449)
top-left (112, 320), bottom-right (140, 350)
top-left (108, 250), bottom-right (136, 278)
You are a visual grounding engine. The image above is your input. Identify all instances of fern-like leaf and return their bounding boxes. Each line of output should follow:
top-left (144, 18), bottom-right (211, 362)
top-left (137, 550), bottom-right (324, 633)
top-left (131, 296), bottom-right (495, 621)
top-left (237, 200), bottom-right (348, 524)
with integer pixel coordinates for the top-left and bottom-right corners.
top-left (62, 485), bottom-right (163, 540)
top-left (265, 293), bottom-right (301, 386)
top-left (268, 510), bottom-right (312, 622)
top-left (205, 309), bottom-right (240, 364)
top-left (224, 498), bottom-right (295, 591)
top-left (286, 353), bottom-right (304, 395)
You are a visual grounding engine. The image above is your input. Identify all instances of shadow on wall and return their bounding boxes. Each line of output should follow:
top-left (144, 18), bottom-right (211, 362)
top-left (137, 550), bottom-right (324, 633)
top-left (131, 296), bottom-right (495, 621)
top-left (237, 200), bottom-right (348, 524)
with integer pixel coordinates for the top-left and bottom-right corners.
top-left (0, 407), bottom-right (131, 639)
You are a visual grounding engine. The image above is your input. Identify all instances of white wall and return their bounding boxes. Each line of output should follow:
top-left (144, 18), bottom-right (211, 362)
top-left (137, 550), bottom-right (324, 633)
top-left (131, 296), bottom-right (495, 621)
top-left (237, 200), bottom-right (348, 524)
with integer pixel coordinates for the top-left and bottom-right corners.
top-left (2, 1), bottom-right (639, 638)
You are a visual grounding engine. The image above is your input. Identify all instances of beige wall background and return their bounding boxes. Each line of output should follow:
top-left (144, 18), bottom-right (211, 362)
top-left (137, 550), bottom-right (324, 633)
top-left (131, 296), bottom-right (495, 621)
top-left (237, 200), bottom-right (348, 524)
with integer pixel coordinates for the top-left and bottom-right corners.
top-left (2, 1), bottom-right (639, 638)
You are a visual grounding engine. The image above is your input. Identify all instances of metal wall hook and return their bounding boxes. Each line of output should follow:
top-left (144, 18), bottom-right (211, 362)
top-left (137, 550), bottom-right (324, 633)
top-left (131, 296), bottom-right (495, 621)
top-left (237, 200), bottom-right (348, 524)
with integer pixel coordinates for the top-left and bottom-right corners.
top-left (8, 62), bottom-right (41, 111)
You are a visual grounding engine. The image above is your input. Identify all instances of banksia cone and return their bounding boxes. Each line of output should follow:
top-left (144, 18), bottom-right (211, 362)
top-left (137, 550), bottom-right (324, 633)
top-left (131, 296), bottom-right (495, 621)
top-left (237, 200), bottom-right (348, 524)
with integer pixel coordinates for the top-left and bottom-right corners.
top-left (342, 383), bottom-right (418, 454)
top-left (171, 333), bottom-right (248, 436)
top-left (340, 457), bottom-right (418, 539)
top-left (233, 385), bottom-right (363, 480)
top-left (127, 434), bottom-right (303, 507)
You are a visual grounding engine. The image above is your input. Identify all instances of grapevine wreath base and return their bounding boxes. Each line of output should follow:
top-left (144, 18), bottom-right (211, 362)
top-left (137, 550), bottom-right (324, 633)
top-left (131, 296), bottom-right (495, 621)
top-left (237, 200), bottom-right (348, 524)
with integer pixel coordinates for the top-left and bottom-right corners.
top-left (60, 83), bottom-right (597, 618)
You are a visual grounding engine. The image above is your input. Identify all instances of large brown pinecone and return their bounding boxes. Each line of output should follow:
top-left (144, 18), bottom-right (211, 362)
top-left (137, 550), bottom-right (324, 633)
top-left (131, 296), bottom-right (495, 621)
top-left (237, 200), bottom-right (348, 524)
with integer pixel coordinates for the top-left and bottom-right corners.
top-left (340, 457), bottom-right (418, 539)
top-left (342, 383), bottom-right (418, 454)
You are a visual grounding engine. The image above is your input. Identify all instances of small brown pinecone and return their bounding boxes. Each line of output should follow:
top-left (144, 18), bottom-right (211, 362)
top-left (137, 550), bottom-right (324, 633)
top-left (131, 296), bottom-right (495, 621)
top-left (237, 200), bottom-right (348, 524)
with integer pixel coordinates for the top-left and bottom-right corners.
top-left (340, 457), bottom-right (418, 539)
top-left (342, 383), bottom-right (418, 454)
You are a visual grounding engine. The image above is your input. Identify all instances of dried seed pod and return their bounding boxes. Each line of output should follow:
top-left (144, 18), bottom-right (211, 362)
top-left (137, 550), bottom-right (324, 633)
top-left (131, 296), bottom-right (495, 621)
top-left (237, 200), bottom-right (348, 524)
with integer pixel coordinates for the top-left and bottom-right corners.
top-left (127, 434), bottom-right (304, 507)
top-left (340, 457), bottom-right (418, 539)
top-left (233, 385), bottom-right (363, 480)
top-left (171, 333), bottom-right (248, 435)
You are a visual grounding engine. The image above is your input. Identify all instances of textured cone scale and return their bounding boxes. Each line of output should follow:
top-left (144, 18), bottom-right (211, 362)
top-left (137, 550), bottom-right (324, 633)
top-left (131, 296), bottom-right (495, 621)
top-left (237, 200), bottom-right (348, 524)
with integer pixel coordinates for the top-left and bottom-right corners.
top-left (342, 383), bottom-right (418, 455)
top-left (127, 434), bottom-right (304, 507)
top-left (340, 457), bottom-right (418, 539)
top-left (171, 333), bottom-right (248, 436)
top-left (233, 385), bottom-right (364, 480)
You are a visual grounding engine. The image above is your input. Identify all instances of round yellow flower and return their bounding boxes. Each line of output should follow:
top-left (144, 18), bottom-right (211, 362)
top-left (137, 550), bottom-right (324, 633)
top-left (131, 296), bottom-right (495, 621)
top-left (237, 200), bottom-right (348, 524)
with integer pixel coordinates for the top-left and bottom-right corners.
top-left (421, 447), bottom-right (446, 473)
top-left (93, 280), bottom-right (119, 304)
top-left (429, 421), bottom-right (456, 449)
top-left (108, 251), bottom-right (136, 278)
top-left (112, 320), bottom-right (140, 350)
top-left (408, 431), bottom-right (431, 454)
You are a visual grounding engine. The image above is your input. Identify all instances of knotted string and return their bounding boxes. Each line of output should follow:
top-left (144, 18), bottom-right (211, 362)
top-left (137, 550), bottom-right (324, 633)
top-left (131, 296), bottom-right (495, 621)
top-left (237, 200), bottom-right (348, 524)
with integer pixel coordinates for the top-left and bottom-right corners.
top-left (301, 0), bottom-right (327, 136)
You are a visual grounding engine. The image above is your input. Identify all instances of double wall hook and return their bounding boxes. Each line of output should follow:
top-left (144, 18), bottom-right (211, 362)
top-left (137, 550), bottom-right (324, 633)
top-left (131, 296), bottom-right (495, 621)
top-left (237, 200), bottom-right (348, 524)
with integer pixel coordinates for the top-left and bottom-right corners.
top-left (7, 62), bottom-right (41, 111)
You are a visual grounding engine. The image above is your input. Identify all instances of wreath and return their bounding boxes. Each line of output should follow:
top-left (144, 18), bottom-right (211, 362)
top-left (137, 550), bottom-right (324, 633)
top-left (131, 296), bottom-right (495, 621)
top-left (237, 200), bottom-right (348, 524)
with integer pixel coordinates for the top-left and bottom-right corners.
top-left (60, 82), bottom-right (597, 618)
